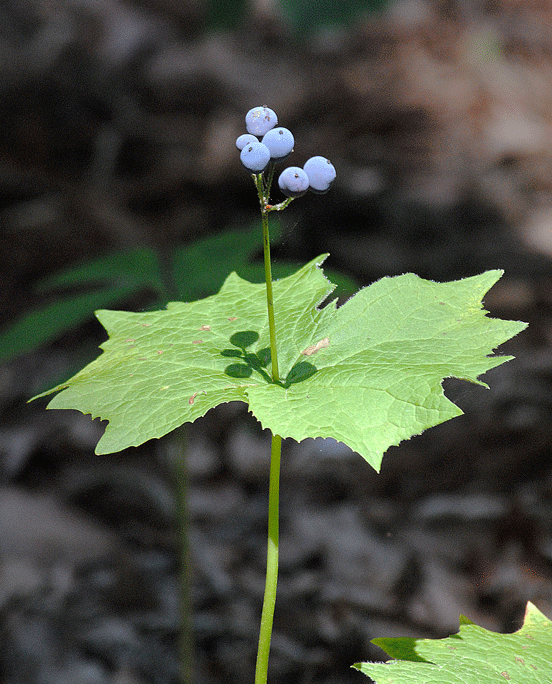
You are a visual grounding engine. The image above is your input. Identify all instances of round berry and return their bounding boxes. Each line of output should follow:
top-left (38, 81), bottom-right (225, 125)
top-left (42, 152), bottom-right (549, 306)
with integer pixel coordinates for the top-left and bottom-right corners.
top-left (240, 141), bottom-right (271, 172)
top-left (236, 133), bottom-right (258, 150)
top-left (278, 167), bottom-right (309, 198)
top-left (261, 127), bottom-right (294, 161)
top-left (303, 156), bottom-right (336, 194)
top-left (245, 106), bottom-right (278, 137)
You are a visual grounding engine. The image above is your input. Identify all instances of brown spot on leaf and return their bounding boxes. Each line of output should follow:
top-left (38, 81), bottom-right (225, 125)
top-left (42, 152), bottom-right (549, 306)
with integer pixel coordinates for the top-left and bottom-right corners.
top-left (199, 325), bottom-right (211, 331)
top-left (501, 673), bottom-right (510, 680)
top-left (515, 658), bottom-right (524, 665)
top-left (157, 350), bottom-right (164, 355)
top-left (142, 323), bottom-right (151, 327)
top-left (192, 340), bottom-right (203, 345)
top-left (302, 337), bottom-right (329, 356)
top-left (189, 392), bottom-right (198, 405)
top-left (228, 317), bottom-right (237, 321)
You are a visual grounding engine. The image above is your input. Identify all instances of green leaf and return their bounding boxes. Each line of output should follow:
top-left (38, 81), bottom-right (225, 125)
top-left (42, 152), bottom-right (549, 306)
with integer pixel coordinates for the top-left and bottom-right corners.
top-left (198, 222), bottom-right (357, 298)
top-left (0, 247), bottom-right (167, 363)
top-left (244, 262), bottom-right (358, 298)
top-left (205, 0), bottom-right (248, 30)
top-left (354, 601), bottom-right (552, 683)
top-left (278, 0), bottom-right (388, 36)
top-left (171, 224), bottom-right (263, 301)
top-left (171, 221), bottom-right (358, 299)
top-left (0, 222), bottom-right (356, 364)
top-left (0, 285), bottom-right (139, 363)
top-left (37, 246), bottom-right (167, 297)
top-left (34, 257), bottom-right (526, 467)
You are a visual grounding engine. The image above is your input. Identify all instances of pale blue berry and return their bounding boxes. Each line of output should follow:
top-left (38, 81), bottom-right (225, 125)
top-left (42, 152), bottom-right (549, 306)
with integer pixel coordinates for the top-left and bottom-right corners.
top-left (240, 141), bottom-right (271, 172)
top-left (245, 106), bottom-right (278, 137)
top-left (236, 133), bottom-right (258, 150)
top-left (278, 167), bottom-right (309, 198)
top-left (303, 156), bottom-right (336, 194)
top-left (261, 127), bottom-right (294, 161)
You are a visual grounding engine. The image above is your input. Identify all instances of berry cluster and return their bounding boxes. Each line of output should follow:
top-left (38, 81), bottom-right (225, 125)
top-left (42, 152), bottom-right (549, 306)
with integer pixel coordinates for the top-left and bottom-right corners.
top-left (237, 106), bottom-right (336, 201)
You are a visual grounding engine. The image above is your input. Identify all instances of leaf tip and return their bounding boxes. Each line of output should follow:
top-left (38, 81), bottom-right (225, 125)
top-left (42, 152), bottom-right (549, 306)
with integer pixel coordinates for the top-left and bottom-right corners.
top-left (314, 252), bottom-right (330, 267)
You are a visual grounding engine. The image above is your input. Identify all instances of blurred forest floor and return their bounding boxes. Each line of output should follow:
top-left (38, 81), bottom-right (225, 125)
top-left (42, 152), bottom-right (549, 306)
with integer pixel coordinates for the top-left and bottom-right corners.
top-left (2, 1), bottom-right (552, 683)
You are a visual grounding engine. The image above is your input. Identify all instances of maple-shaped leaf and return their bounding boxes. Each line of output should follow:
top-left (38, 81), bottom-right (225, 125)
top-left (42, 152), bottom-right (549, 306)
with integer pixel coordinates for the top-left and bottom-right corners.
top-left (34, 256), bottom-right (526, 470)
top-left (354, 601), bottom-right (552, 684)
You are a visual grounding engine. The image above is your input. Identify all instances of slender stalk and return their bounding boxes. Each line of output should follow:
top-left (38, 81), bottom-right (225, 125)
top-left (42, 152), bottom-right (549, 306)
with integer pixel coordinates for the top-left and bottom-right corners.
top-left (255, 432), bottom-right (282, 684)
top-left (262, 209), bottom-right (280, 383)
top-left (263, 162), bottom-right (276, 202)
top-left (253, 170), bottom-right (282, 684)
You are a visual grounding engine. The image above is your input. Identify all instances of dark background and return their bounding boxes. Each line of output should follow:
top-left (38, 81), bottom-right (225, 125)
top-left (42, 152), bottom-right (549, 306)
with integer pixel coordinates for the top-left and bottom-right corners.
top-left (1, 1), bottom-right (552, 683)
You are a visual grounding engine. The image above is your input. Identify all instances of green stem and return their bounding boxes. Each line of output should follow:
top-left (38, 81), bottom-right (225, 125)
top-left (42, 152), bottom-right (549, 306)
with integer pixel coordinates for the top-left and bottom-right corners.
top-left (264, 162), bottom-right (276, 201)
top-left (253, 170), bottom-right (282, 684)
top-left (261, 209), bottom-right (279, 383)
top-left (254, 433), bottom-right (282, 684)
